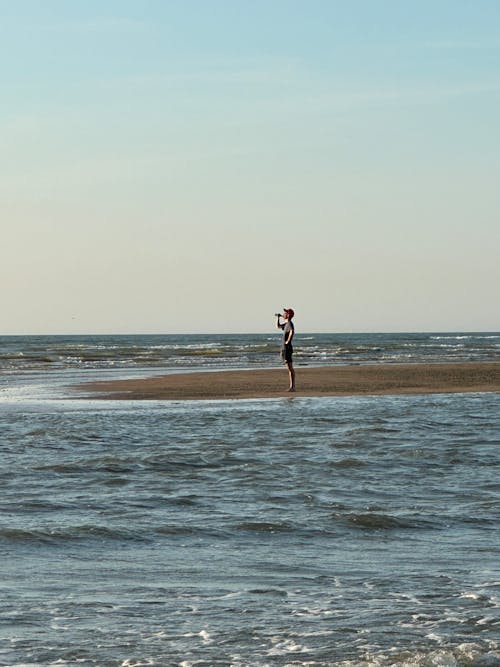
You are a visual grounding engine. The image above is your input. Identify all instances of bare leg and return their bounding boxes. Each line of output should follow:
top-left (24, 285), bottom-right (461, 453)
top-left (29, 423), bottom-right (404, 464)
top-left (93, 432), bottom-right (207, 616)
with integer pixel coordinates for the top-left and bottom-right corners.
top-left (286, 361), bottom-right (296, 391)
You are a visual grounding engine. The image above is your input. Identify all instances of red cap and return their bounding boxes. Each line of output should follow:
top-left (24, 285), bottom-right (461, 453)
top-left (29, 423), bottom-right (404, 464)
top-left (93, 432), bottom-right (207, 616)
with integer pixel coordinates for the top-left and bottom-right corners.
top-left (284, 308), bottom-right (294, 318)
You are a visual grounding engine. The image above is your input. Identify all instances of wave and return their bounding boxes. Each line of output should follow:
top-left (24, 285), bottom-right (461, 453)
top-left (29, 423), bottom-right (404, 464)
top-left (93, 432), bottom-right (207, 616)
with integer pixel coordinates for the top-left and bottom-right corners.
top-left (334, 512), bottom-right (434, 530)
top-left (0, 523), bottom-right (238, 543)
top-left (305, 642), bottom-right (500, 666)
top-left (0, 525), bottom-right (149, 544)
top-left (330, 457), bottom-right (367, 468)
top-left (235, 521), bottom-right (295, 533)
top-left (3, 641), bottom-right (499, 666)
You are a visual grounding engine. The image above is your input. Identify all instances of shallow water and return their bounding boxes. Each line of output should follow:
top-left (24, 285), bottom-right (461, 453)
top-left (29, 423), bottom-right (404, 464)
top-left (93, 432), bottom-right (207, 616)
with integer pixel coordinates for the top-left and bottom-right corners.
top-left (1, 382), bottom-right (499, 665)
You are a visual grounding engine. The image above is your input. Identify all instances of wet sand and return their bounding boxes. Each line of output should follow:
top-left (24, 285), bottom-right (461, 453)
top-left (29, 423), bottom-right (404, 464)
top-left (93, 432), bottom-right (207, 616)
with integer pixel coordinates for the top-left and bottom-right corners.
top-left (75, 362), bottom-right (500, 400)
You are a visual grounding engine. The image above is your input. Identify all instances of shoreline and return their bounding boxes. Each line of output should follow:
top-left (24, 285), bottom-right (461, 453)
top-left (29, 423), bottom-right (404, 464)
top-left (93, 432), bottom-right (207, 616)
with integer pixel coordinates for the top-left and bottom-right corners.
top-left (74, 362), bottom-right (500, 401)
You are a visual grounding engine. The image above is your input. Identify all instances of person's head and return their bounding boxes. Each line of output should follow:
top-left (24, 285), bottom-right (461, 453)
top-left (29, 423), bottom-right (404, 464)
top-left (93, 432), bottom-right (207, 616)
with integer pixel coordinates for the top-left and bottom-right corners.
top-left (283, 307), bottom-right (294, 320)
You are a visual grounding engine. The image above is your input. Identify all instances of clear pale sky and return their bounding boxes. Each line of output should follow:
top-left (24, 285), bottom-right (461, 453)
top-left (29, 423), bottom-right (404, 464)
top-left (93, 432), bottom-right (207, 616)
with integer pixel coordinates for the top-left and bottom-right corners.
top-left (2, 1), bottom-right (499, 334)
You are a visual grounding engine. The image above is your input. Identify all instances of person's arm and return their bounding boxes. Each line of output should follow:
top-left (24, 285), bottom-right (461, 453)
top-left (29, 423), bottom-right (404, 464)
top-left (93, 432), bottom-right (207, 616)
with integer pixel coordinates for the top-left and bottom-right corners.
top-left (276, 315), bottom-right (284, 330)
top-left (284, 324), bottom-right (294, 344)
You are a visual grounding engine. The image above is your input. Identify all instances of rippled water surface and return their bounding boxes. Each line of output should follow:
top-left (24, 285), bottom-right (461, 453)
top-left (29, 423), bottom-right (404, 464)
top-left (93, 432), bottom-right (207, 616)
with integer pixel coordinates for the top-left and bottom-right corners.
top-left (1, 383), bottom-right (499, 665)
top-left (1, 334), bottom-right (499, 665)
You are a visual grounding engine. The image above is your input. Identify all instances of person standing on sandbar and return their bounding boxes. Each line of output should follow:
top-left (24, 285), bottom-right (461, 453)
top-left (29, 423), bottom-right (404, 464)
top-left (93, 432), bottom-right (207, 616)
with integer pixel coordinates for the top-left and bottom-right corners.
top-left (276, 308), bottom-right (296, 392)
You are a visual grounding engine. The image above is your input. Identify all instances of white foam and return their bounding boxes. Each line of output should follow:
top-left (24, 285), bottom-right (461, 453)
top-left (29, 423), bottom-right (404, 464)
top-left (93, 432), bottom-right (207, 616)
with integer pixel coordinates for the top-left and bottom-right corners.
top-left (267, 637), bottom-right (310, 655)
top-left (199, 629), bottom-right (212, 644)
top-left (461, 591), bottom-right (483, 600)
top-left (181, 629), bottom-right (213, 644)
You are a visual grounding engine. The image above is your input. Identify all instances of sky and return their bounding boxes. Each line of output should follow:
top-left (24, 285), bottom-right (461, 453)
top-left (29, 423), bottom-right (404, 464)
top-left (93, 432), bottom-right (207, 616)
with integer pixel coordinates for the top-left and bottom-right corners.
top-left (2, 0), bottom-right (499, 334)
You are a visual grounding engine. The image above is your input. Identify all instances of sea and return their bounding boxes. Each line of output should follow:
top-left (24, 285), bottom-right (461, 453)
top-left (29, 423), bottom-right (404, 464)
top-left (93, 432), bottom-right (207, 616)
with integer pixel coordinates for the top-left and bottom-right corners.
top-left (0, 332), bottom-right (499, 667)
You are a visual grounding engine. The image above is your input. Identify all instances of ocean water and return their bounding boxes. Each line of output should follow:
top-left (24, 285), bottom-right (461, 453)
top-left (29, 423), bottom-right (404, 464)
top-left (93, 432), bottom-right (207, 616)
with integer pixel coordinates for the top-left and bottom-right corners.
top-left (1, 332), bottom-right (500, 376)
top-left (0, 334), bottom-right (499, 666)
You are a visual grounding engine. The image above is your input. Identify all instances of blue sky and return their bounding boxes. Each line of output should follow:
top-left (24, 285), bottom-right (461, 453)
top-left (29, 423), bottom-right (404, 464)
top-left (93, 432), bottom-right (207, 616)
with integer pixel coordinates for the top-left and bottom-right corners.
top-left (2, 1), bottom-right (499, 333)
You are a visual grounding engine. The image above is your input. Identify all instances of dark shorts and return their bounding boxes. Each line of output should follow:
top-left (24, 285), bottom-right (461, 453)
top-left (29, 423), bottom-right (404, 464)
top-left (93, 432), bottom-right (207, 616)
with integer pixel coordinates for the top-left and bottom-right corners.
top-left (282, 343), bottom-right (293, 363)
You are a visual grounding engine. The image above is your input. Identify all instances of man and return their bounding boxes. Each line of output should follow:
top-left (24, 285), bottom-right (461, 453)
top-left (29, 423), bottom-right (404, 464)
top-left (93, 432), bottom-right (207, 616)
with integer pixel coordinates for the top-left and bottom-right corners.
top-left (276, 308), bottom-right (295, 392)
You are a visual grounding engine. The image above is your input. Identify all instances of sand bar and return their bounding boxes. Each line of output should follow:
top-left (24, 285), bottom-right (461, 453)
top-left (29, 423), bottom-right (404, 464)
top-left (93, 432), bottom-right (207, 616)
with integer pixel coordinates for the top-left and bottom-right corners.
top-left (75, 362), bottom-right (500, 401)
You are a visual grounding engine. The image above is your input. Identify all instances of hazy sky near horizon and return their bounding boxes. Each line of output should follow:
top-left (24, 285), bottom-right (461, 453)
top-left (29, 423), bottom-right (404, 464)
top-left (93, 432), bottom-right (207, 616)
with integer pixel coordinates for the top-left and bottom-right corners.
top-left (2, 0), bottom-right (499, 334)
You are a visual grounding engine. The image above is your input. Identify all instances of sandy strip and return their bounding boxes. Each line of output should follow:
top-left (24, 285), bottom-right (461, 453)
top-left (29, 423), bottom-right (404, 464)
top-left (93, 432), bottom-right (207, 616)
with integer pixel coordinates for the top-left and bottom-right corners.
top-left (75, 362), bottom-right (500, 401)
